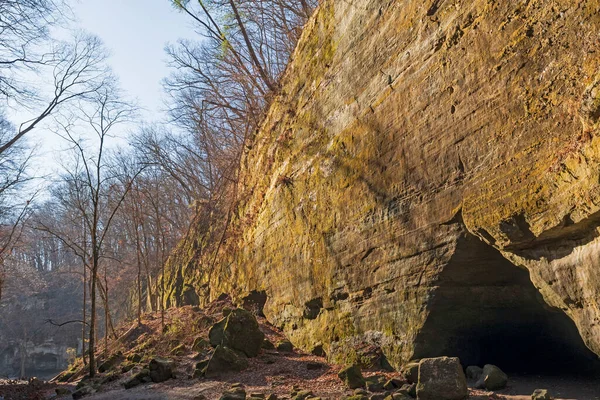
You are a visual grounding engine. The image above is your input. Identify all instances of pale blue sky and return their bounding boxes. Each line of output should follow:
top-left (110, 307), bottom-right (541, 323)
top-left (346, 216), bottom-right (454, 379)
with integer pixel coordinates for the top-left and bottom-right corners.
top-left (73, 0), bottom-right (197, 118)
top-left (18, 0), bottom-right (197, 176)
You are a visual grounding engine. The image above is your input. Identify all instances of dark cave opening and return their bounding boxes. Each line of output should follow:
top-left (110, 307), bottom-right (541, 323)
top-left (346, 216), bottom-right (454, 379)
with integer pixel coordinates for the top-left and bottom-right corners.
top-left (412, 232), bottom-right (600, 376)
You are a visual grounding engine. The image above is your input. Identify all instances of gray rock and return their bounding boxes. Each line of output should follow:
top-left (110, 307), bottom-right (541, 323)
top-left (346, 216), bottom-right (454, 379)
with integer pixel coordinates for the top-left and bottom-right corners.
top-left (220, 387), bottom-right (246, 400)
top-left (401, 361), bottom-right (420, 384)
top-left (148, 358), bottom-right (174, 383)
top-left (475, 364), bottom-right (507, 390)
top-left (365, 374), bottom-right (387, 392)
top-left (465, 365), bottom-right (483, 381)
top-left (72, 385), bottom-right (94, 399)
top-left (416, 357), bottom-right (468, 400)
top-left (276, 340), bottom-right (294, 352)
top-left (204, 345), bottom-right (249, 377)
top-left (532, 389), bottom-right (552, 400)
top-left (209, 308), bottom-right (265, 357)
top-left (398, 383), bottom-right (416, 397)
top-left (338, 364), bottom-right (365, 389)
top-left (124, 369), bottom-right (151, 389)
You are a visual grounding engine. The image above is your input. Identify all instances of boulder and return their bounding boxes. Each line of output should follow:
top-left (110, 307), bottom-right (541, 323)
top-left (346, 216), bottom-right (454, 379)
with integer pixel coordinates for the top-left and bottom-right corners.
top-left (338, 364), bottom-right (365, 389)
top-left (292, 390), bottom-right (315, 400)
top-left (475, 364), bottom-right (508, 390)
top-left (465, 365), bottom-right (483, 381)
top-left (220, 387), bottom-right (246, 400)
top-left (193, 359), bottom-right (210, 378)
top-left (262, 339), bottom-right (275, 350)
top-left (98, 352), bottom-right (123, 373)
top-left (193, 337), bottom-right (210, 352)
top-left (148, 358), bottom-right (175, 383)
top-left (127, 353), bottom-right (143, 363)
top-left (365, 375), bottom-right (387, 392)
top-left (209, 308), bottom-right (264, 357)
top-left (72, 385), bottom-right (94, 399)
top-left (532, 389), bottom-right (552, 400)
top-left (204, 345), bottom-right (249, 377)
top-left (401, 362), bottom-right (420, 384)
top-left (398, 383), bottom-right (416, 397)
top-left (386, 394), bottom-right (412, 400)
top-left (276, 340), bottom-right (294, 352)
top-left (124, 369), bottom-right (151, 389)
top-left (416, 357), bottom-right (468, 400)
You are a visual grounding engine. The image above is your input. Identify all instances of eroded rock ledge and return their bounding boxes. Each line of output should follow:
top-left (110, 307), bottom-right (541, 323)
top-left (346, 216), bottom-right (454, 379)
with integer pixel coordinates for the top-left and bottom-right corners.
top-left (165, 0), bottom-right (600, 369)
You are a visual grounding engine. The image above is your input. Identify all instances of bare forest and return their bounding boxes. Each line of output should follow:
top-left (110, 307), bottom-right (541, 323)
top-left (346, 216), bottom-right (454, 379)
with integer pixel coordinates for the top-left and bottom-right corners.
top-left (0, 0), bottom-right (316, 380)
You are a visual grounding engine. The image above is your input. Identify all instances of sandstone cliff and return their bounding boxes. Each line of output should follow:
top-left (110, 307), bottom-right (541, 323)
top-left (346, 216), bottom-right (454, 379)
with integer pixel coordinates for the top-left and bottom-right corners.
top-left (165, 0), bottom-right (600, 370)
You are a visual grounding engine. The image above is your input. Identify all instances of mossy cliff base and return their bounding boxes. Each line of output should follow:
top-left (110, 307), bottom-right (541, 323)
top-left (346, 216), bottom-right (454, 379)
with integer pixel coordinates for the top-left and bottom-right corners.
top-left (165, 0), bottom-right (600, 369)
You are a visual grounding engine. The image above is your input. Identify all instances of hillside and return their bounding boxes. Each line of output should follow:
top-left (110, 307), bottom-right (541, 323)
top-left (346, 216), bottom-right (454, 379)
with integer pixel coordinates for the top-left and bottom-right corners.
top-left (7, 299), bottom-right (597, 400)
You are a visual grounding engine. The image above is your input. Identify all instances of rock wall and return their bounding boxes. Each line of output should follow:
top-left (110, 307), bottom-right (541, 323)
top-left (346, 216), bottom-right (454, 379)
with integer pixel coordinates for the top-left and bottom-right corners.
top-left (166, 0), bottom-right (600, 369)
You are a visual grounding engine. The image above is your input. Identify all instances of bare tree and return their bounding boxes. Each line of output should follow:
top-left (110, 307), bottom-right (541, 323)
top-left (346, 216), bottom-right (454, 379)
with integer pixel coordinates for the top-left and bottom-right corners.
top-left (35, 85), bottom-right (139, 377)
top-left (0, 33), bottom-right (110, 154)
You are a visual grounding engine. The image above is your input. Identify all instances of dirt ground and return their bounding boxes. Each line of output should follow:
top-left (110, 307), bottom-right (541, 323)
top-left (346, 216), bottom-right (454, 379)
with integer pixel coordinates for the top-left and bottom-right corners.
top-left (3, 300), bottom-right (598, 400)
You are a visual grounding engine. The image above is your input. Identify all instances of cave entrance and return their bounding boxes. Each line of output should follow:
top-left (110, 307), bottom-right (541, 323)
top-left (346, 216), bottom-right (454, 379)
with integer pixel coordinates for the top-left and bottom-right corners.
top-left (412, 232), bottom-right (600, 375)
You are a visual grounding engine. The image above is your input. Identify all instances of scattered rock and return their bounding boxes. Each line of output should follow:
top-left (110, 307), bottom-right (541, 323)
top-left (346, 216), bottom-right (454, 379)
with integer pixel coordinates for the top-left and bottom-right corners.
top-left (127, 353), bottom-right (143, 363)
top-left (532, 389), bottom-right (552, 400)
top-left (343, 395), bottom-right (368, 400)
top-left (209, 308), bottom-right (265, 357)
top-left (99, 372), bottom-right (120, 385)
top-left (311, 344), bottom-right (326, 357)
top-left (193, 337), bottom-right (210, 352)
top-left (98, 352), bottom-right (123, 373)
top-left (56, 387), bottom-right (72, 396)
top-left (72, 385), bottom-right (94, 399)
top-left (398, 383), bottom-right (416, 397)
top-left (465, 365), bottom-right (483, 381)
top-left (204, 345), bottom-right (249, 377)
top-left (220, 386), bottom-right (246, 400)
top-left (416, 357), bottom-right (468, 400)
top-left (475, 364), bottom-right (508, 390)
top-left (385, 394), bottom-right (412, 400)
top-left (401, 361), bottom-right (420, 384)
top-left (121, 363), bottom-right (135, 373)
top-left (383, 377), bottom-right (404, 391)
top-left (249, 393), bottom-right (265, 399)
top-left (292, 390), bottom-right (315, 400)
top-left (338, 364), bottom-right (366, 389)
top-left (365, 375), bottom-right (387, 392)
top-left (262, 338), bottom-right (275, 350)
top-left (124, 369), bottom-right (151, 389)
top-left (148, 357), bottom-right (175, 383)
top-left (276, 340), bottom-right (294, 353)
top-left (193, 359), bottom-right (210, 378)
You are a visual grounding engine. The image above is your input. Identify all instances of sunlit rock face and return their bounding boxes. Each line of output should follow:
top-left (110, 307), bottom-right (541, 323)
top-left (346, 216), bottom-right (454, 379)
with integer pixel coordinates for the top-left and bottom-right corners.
top-left (166, 0), bottom-right (600, 369)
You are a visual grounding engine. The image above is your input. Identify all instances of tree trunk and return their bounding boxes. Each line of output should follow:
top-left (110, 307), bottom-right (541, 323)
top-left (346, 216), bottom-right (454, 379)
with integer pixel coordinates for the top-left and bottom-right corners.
top-left (19, 339), bottom-right (27, 379)
top-left (82, 263), bottom-right (87, 366)
top-left (89, 254), bottom-right (97, 377)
